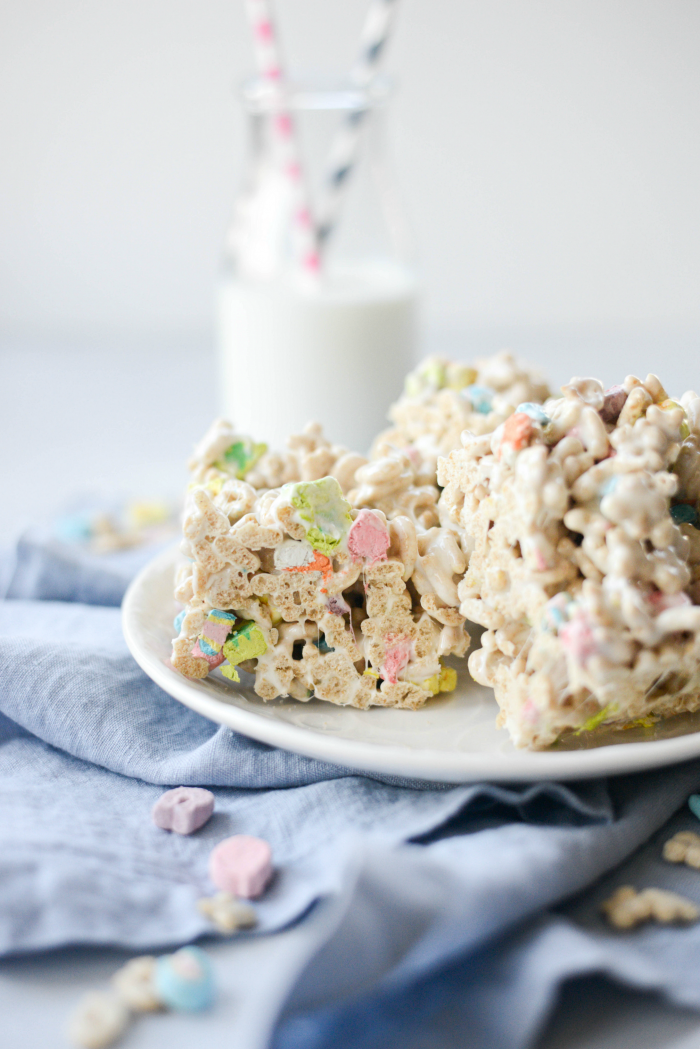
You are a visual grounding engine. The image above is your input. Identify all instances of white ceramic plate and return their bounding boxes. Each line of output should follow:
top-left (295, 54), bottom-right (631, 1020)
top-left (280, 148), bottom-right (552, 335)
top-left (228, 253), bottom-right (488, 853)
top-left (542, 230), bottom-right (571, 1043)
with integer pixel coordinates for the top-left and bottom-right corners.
top-left (122, 546), bottom-right (700, 782)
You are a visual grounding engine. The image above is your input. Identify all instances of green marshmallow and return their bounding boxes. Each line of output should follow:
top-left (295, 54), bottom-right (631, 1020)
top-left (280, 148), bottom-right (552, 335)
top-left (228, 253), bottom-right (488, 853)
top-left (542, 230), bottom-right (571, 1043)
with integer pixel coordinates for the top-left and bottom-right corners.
top-left (404, 357), bottom-right (446, 397)
top-left (217, 437), bottom-right (267, 479)
top-left (445, 363), bottom-right (477, 391)
top-left (289, 477), bottom-right (352, 556)
top-left (575, 703), bottom-right (617, 734)
top-left (222, 621), bottom-right (268, 668)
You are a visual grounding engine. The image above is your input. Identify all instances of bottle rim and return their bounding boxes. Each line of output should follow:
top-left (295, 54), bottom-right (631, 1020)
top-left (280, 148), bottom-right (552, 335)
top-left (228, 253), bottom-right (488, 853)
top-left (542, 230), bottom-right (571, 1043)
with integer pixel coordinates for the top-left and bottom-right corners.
top-left (239, 73), bottom-right (393, 113)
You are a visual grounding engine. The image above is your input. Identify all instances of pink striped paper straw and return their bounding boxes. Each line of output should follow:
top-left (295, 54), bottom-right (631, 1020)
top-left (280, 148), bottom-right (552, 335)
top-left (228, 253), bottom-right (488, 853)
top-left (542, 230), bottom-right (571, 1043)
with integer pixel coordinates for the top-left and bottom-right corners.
top-left (317, 0), bottom-right (401, 248)
top-left (244, 0), bottom-right (320, 279)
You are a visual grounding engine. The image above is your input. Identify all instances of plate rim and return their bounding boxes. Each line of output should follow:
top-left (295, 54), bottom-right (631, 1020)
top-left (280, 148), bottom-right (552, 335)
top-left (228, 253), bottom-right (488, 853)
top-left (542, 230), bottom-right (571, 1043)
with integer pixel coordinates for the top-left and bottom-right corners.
top-left (122, 545), bottom-right (700, 783)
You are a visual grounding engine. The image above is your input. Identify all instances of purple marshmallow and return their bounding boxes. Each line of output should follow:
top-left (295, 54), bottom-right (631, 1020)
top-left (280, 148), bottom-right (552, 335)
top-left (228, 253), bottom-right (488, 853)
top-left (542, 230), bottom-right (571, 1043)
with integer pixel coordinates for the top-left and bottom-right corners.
top-left (152, 787), bottom-right (215, 835)
top-left (599, 385), bottom-right (628, 425)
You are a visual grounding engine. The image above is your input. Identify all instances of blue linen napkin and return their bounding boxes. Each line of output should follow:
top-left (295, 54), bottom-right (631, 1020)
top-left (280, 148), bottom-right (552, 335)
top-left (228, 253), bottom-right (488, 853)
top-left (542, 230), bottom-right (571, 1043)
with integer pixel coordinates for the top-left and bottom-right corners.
top-left (2, 531), bottom-right (700, 1049)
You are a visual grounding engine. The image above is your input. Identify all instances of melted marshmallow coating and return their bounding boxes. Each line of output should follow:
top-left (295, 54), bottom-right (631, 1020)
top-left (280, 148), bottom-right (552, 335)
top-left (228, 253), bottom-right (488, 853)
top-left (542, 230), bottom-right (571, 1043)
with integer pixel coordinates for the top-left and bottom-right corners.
top-left (171, 431), bottom-right (471, 708)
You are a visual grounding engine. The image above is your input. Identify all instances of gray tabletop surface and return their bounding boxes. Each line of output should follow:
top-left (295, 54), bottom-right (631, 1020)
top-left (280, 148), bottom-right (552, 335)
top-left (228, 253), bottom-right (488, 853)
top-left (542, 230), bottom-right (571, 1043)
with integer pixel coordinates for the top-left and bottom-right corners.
top-left (3, 333), bottom-right (700, 1049)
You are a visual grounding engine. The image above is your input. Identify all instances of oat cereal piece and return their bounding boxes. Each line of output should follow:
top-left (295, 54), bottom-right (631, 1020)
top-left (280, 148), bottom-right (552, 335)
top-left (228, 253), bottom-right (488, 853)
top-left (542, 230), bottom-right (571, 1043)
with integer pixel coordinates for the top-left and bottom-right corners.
top-left (663, 830), bottom-right (700, 868)
top-left (197, 892), bottom-right (258, 934)
top-left (171, 638), bottom-right (210, 680)
top-left (245, 420), bottom-right (368, 493)
top-left (601, 885), bottom-right (699, 929)
top-left (66, 991), bottom-right (130, 1049)
top-left (439, 373), bottom-right (700, 748)
top-left (349, 452), bottom-right (440, 531)
top-left (111, 956), bottom-right (162, 1012)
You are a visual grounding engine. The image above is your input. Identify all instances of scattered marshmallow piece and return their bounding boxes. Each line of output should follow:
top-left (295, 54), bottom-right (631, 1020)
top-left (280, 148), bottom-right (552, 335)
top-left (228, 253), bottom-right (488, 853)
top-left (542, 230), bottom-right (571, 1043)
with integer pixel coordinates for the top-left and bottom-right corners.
top-left (154, 947), bottom-right (215, 1012)
top-left (197, 892), bottom-right (257, 934)
top-left (209, 835), bottom-right (273, 898)
top-left (66, 991), bottom-right (130, 1049)
top-left (688, 794), bottom-right (700, 822)
top-left (662, 830), bottom-right (700, 869)
top-left (111, 956), bottom-right (162, 1012)
top-left (152, 787), bottom-right (215, 835)
top-left (601, 885), bottom-right (699, 929)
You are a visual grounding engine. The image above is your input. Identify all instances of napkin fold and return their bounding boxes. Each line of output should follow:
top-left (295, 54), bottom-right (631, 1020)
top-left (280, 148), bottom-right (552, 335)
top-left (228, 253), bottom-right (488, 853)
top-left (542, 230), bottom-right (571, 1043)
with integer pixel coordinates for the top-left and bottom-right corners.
top-left (2, 531), bottom-right (700, 1049)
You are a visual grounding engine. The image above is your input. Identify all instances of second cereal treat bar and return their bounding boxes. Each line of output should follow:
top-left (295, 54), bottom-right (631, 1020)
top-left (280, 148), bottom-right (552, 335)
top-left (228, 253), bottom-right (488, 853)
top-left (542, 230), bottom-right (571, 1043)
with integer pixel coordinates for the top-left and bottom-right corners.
top-left (439, 373), bottom-right (700, 748)
top-left (171, 468), bottom-right (470, 709)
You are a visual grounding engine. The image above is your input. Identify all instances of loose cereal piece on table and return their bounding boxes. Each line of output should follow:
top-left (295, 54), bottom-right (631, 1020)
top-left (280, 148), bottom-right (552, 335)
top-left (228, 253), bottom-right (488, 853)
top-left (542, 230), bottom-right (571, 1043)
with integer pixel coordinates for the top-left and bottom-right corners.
top-left (439, 373), bottom-right (700, 748)
top-left (197, 892), bottom-right (258, 934)
top-left (151, 787), bottom-right (215, 835)
top-left (601, 885), bottom-right (699, 929)
top-left (663, 830), bottom-right (700, 868)
top-left (154, 947), bottom-right (215, 1012)
top-left (209, 835), bottom-right (273, 898)
top-left (111, 956), bottom-right (162, 1012)
top-left (66, 991), bottom-right (130, 1049)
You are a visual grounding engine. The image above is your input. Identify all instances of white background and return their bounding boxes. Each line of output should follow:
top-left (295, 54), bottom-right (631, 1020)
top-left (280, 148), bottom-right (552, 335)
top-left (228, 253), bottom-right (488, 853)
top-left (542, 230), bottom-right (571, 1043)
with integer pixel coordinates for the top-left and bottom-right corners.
top-left (2, 1), bottom-right (700, 366)
top-left (2, 0), bottom-right (700, 531)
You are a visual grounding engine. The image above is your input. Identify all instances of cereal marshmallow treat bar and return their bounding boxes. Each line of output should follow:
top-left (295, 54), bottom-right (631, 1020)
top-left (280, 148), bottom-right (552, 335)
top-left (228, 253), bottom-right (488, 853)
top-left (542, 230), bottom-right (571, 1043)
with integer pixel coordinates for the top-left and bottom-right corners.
top-left (439, 374), bottom-right (700, 748)
top-left (171, 453), bottom-right (470, 708)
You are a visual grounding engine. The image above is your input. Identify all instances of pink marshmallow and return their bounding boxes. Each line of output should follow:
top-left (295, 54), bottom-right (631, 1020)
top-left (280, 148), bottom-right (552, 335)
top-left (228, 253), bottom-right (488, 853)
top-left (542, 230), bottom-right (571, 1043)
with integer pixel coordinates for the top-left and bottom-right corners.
top-left (348, 510), bottom-right (390, 566)
top-left (191, 641), bottom-right (225, 668)
top-left (152, 787), bottom-right (215, 835)
top-left (559, 615), bottom-right (597, 664)
top-left (209, 835), bottom-right (273, 899)
top-left (201, 622), bottom-right (230, 646)
top-left (380, 638), bottom-right (413, 684)
top-left (326, 594), bottom-right (351, 616)
top-left (647, 590), bottom-right (691, 612)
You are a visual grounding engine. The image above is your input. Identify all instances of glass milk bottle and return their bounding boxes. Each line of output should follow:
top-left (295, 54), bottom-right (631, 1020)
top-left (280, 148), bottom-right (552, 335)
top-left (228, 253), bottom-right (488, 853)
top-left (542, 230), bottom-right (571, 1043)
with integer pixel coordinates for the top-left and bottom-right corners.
top-left (217, 76), bottom-right (418, 455)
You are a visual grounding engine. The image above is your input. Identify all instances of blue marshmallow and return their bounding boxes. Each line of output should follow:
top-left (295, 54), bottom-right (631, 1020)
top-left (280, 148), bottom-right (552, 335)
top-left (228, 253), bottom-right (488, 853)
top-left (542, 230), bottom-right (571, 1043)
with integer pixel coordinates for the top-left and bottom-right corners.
top-left (516, 402), bottom-right (550, 425)
top-left (463, 385), bottom-right (495, 415)
top-left (155, 947), bottom-right (215, 1012)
